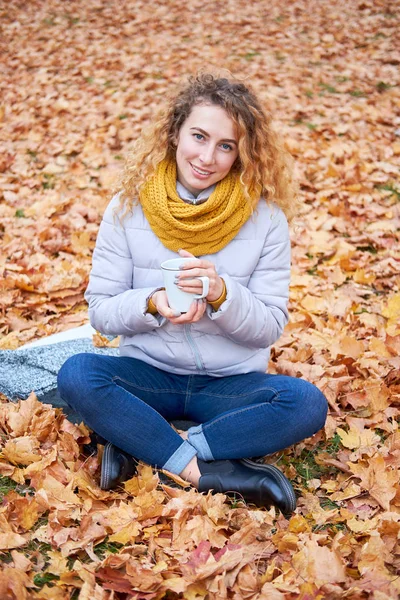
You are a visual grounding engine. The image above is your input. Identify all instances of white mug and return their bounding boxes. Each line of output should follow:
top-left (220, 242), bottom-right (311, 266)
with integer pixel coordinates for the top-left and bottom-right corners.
top-left (161, 258), bottom-right (209, 313)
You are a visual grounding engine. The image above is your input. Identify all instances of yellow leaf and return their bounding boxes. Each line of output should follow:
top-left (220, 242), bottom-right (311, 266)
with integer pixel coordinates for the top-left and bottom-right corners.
top-left (346, 517), bottom-right (378, 533)
top-left (2, 436), bottom-right (41, 466)
top-left (0, 532), bottom-right (28, 550)
top-left (348, 456), bottom-right (398, 510)
top-left (353, 268), bottom-right (376, 285)
top-left (366, 384), bottom-right (390, 413)
top-left (300, 294), bottom-right (328, 315)
top-left (337, 427), bottom-right (360, 449)
top-left (326, 163), bottom-right (339, 177)
top-left (92, 332), bottom-right (120, 348)
top-left (369, 337), bottom-right (392, 358)
top-left (288, 514), bottom-right (311, 534)
top-left (108, 521), bottom-right (141, 544)
top-left (330, 482), bottom-right (361, 501)
top-left (330, 336), bottom-right (365, 360)
top-left (337, 425), bottom-right (380, 450)
top-left (324, 239), bottom-right (356, 265)
top-left (382, 293), bottom-right (400, 335)
top-left (292, 538), bottom-right (346, 586)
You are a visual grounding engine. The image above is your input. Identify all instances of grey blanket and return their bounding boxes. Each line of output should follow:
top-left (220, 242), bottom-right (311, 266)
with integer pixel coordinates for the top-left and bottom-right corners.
top-left (0, 339), bottom-right (118, 421)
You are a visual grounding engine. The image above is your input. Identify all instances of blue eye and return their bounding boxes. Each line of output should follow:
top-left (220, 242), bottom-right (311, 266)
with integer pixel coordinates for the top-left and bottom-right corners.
top-left (221, 143), bottom-right (233, 151)
top-left (194, 133), bottom-right (204, 140)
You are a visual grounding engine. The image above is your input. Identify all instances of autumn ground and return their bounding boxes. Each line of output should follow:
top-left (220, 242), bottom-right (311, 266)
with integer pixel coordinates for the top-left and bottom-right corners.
top-left (0, 0), bottom-right (399, 598)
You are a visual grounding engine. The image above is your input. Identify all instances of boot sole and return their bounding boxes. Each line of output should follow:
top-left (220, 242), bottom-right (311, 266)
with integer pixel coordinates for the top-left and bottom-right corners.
top-left (239, 458), bottom-right (297, 515)
top-left (100, 442), bottom-right (114, 490)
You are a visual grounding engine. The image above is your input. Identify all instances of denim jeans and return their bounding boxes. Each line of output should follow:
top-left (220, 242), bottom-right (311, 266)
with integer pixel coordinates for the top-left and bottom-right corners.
top-left (57, 353), bottom-right (328, 475)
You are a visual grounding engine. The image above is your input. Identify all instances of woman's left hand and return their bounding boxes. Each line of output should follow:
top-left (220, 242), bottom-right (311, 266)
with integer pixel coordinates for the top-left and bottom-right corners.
top-left (176, 249), bottom-right (224, 302)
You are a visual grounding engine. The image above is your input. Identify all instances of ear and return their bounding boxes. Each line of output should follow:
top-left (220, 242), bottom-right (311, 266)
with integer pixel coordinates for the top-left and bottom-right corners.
top-left (171, 132), bottom-right (179, 147)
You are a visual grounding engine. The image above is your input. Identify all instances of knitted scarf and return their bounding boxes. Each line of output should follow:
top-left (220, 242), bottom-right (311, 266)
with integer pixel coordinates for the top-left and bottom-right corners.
top-left (139, 158), bottom-right (254, 256)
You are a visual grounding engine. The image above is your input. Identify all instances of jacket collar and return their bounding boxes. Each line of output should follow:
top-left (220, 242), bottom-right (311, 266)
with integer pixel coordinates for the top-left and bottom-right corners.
top-left (176, 181), bottom-right (216, 205)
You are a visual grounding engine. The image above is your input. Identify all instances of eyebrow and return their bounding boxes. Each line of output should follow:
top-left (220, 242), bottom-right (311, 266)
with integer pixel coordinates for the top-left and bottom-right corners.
top-left (190, 127), bottom-right (237, 145)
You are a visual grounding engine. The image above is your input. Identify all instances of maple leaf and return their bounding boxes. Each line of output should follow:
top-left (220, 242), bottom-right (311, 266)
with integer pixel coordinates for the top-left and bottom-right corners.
top-left (348, 456), bottom-right (398, 510)
top-left (292, 537), bottom-right (347, 587)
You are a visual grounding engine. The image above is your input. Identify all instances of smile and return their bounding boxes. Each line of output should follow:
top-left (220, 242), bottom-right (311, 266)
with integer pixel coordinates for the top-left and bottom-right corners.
top-left (190, 163), bottom-right (214, 176)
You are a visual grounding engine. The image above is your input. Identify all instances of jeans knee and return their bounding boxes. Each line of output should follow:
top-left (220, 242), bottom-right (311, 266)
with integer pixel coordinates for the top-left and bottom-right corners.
top-left (310, 386), bottom-right (328, 431)
top-left (57, 353), bottom-right (91, 405)
top-left (292, 378), bottom-right (328, 434)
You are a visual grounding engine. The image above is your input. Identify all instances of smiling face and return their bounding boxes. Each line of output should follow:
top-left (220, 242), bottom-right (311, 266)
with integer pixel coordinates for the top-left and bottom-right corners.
top-left (175, 104), bottom-right (239, 196)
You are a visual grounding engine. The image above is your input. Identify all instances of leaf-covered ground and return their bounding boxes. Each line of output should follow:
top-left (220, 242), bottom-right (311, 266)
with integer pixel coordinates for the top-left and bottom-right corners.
top-left (0, 0), bottom-right (399, 598)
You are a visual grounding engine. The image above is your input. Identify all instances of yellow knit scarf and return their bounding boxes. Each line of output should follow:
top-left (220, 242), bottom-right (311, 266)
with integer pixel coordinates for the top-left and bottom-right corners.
top-left (139, 159), bottom-right (254, 256)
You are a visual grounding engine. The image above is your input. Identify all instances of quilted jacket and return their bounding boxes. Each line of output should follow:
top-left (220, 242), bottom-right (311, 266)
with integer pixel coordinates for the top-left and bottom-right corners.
top-left (85, 186), bottom-right (291, 376)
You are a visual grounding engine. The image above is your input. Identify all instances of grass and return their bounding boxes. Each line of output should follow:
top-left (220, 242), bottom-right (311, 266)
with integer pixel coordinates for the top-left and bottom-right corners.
top-left (377, 183), bottom-right (400, 201)
top-left (0, 475), bottom-right (19, 500)
top-left (279, 433), bottom-right (342, 489)
top-left (42, 174), bottom-right (56, 189)
top-left (33, 573), bottom-right (59, 589)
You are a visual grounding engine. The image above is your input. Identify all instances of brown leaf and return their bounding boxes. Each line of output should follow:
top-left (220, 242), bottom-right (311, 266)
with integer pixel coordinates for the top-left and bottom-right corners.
top-left (348, 456), bottom-right (398, 510)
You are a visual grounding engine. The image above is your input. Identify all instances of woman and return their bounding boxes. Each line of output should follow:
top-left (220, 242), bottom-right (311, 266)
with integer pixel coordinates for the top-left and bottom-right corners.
top-left (58, 73), bottom-right (328, 515)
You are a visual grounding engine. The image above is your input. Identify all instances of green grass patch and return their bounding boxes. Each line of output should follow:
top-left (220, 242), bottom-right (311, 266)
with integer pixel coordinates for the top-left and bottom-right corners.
top-left (377, 183), bottom-right (400, 200)
top-left (0, 475), bottom-right (18, 500)
top-left (42, 174), bottom-right (56, 189)
top-left (93, 538), bottom-right (124, 560)
top-left (376, 81), bottom-right (393, 93)
top-left (33, 573), bottom-right (59, 589)
top-left (318, 82), bottom-right (339, 94)
top-left (281, 434), bottom-right (342, 488)
top-left (243, 51), bottom-right (261, 61)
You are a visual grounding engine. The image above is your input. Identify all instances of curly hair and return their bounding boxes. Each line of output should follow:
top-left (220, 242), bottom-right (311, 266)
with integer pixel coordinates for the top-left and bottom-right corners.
top-left (116, 73), bottom-right (299, 220)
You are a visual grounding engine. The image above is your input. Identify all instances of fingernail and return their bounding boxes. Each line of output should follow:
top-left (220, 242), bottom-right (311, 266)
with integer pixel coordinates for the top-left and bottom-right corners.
top-left (173, 311), bottom-right (181, 317)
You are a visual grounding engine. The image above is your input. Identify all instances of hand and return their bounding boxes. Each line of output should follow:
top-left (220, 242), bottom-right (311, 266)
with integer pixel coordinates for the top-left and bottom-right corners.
top-left (176, 249), bottom-right (224, 302)
top-left (151, 289), bottom-right (207, 324)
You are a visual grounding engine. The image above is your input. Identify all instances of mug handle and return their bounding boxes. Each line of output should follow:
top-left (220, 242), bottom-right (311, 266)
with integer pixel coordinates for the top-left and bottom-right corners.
top-left (194, 276), bottom-right (209, 299)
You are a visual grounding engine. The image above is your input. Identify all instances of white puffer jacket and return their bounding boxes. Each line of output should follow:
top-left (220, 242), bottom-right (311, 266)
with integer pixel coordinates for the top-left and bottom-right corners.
top-left (85, 188), bottom-right (291, 376)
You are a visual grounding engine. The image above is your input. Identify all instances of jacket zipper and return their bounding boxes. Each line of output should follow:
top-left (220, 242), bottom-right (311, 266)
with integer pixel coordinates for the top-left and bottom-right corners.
top-left (184, 324), bottom-right (205, 372)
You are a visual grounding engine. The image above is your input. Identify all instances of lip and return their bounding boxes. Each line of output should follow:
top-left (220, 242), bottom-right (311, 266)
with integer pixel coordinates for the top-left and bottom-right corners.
top-left (189, 162), bottom-right (214, 178)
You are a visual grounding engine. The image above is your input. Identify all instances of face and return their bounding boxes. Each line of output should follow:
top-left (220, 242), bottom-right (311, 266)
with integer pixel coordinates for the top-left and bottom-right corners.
top-left (175, 104), bottom-right (239, 196)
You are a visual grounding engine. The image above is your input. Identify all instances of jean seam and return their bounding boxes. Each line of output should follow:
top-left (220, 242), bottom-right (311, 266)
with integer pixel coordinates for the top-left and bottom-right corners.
top-left (112, 376), bottom-right (186, 394)
top-left (197, 386), bottom-right (279, 399)
top-left (184, 375), bottom-right (193, 416)
top-left (202, 396), bottom-right (279, 431)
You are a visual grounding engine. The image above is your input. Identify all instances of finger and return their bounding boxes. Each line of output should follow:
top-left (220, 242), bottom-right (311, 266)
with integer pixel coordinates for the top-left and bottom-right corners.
top-left (178, 249), bottom-right (196, 259)
top-left (177, 280), bottom-right (204, 293)
top-left (177, 267), bottom-right (211, 280)
top-left (169, 300), bottom-right (198, 324)
top-left (192, 300), bottom-right (207, 321)
top-left (172, 301), bottom-right (205, 324)
top-left (179, 260), bottom-right (213, 271)
top-left (156, 297), bottom-right (181, 319)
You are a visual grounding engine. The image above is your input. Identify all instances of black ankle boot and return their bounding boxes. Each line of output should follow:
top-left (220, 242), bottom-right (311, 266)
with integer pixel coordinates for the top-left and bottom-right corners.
top-left (100, 442), bottom-right (137, 490)
top-left (198, 458), bottom-right (297, 515)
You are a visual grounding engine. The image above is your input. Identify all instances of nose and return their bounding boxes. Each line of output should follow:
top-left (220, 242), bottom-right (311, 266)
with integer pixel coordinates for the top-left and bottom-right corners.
top-left (199, 143), bottom-right (216, 165)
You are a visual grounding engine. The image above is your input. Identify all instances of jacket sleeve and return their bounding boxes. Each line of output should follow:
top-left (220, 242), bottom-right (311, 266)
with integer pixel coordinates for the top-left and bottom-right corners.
top-left (84, 197), bottom-right (165, 336)
top-left (209, 207), bottom-right (290, 349)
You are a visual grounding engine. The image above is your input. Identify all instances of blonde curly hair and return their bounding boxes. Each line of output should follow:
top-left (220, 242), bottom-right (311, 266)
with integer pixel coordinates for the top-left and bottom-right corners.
top-left (116, 73), bottom-right (299, 221)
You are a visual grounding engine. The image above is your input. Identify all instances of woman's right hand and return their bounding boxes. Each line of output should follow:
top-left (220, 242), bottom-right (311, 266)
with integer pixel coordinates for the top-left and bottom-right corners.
top-left (151, 290), bottom-right (207, 324)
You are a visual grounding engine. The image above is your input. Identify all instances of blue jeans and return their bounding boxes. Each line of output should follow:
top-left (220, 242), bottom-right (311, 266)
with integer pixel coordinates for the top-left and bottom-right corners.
top-left (57, 354), bottom-right (328, 475)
